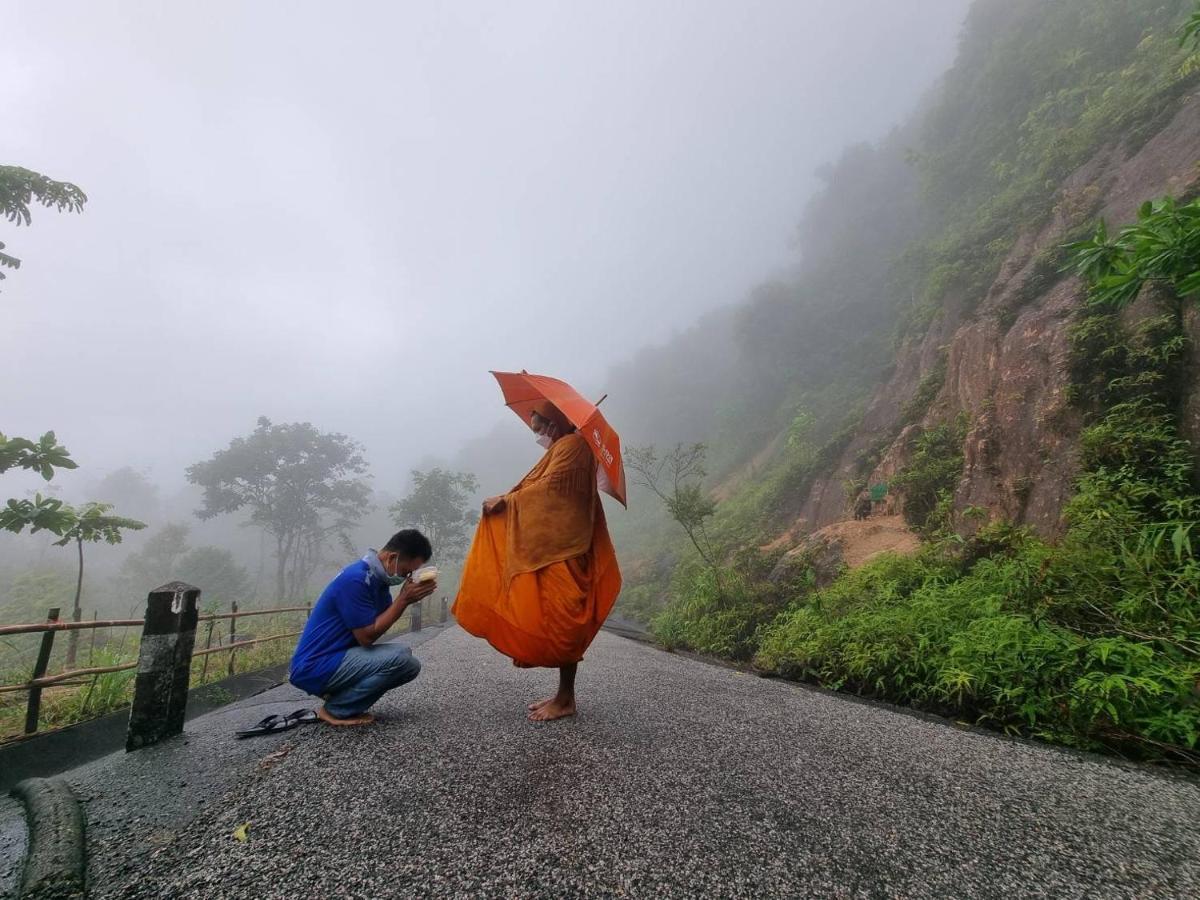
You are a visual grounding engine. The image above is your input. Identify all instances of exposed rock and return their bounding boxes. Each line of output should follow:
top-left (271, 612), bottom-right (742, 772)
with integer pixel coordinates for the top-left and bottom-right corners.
top-left (792, 94), bottom-right (1200, 540)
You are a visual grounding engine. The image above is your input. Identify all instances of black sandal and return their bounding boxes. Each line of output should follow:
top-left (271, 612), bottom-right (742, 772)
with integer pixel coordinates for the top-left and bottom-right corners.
top-left (235, 708), bottom-right (317, 738)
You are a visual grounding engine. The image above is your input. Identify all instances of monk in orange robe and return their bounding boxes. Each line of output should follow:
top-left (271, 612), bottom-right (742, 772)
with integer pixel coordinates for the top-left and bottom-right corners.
top-left (453, 404), bottom-right (622, 721)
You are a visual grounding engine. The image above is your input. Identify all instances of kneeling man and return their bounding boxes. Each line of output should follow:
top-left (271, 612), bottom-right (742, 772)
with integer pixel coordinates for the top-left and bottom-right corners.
top-left (289, 529), bottom-right (437, 726)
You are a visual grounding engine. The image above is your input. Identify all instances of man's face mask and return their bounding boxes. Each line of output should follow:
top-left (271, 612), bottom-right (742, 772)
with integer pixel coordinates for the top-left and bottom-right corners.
top-left (536, 432), bottom-right (553, 449)
top-left (384, 554), bottom-right (407, 586)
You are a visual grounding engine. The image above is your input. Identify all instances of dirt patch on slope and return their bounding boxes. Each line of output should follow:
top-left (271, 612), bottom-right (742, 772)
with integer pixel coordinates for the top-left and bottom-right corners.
top-left (808, 515), bottom-right (921, 568)
top-left (769, 514), bottom-right (920, 587)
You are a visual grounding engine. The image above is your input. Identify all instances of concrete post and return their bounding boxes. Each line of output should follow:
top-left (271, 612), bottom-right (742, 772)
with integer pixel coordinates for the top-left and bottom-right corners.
top-left (411, 601), bottom-right (422, 632)
top-left (440, 597), bottom-right (447, 624)
top-left (126, 581), bottom-right (200, 752)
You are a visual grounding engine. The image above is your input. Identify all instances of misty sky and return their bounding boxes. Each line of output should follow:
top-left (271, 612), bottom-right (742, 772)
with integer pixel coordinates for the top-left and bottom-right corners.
top-left (3, 1), bottom-right (970, 499)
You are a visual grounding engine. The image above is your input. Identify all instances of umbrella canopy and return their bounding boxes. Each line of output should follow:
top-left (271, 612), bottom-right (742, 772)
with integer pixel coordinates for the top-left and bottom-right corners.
top-left (491, 370), bottom-right (627, 507)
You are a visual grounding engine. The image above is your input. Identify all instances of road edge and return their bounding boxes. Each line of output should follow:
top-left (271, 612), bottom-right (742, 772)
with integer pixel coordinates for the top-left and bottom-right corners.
top-left (9, 777), bottom-right (86, 899)
top-left (606, 629), bottom-right (1200, 786)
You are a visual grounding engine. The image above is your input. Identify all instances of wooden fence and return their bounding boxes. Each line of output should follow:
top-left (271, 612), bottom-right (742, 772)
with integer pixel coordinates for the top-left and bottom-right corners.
top-left (0, 583), bottom-right (450, 745)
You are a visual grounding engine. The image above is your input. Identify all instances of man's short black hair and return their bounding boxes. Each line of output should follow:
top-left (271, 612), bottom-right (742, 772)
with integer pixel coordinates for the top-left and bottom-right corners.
top-left (383, 529), bottom-right (432, 561)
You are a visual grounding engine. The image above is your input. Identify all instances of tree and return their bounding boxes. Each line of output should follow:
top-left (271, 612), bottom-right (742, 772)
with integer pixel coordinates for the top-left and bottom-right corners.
top-left (0, 165), bottom-right (88, 286)
top-left (119, 523), bottom-right (191, 594)
top-left (51, 503), bottom-right (145, 665)
top-left (186, 417), bottom-right (371, 602)
top-left (90, 467), bottom-right (161, 523)
top-left (2, 432), bottom-right (147, 661)
top-left (177, 546), bottom-right (251, 607)
top-left (389, 468), bottom-right (479, 564)
top-left (626, 444), bottom-right (723, 590)
top-left (116, 526), bottom-right (251, 610)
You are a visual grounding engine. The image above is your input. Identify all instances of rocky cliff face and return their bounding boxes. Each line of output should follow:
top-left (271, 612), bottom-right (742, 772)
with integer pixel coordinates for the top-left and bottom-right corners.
top-left (794, 93), bottom-right (1200, 540)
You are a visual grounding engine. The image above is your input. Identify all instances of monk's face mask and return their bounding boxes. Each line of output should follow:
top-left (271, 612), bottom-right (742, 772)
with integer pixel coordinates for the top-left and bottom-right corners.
top-left (532, 414), bottom-right (557, 448)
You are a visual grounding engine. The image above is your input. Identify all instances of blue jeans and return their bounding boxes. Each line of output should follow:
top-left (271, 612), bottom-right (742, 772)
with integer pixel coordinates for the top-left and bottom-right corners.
top-left (321, 642), bottom-right (421, 718)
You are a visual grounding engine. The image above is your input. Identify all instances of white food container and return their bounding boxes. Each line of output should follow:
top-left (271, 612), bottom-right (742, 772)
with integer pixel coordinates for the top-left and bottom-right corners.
top-left (413, 566), bottom-right (439, 584)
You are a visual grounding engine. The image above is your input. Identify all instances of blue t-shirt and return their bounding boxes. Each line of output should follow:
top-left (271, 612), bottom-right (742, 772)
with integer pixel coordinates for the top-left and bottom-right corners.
top-left (289, 555), bottom-right (393, 695)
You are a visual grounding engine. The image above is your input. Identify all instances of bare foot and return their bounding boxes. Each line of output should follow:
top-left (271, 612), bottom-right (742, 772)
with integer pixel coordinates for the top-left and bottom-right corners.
top-left (527, 697), bottom-right (555, 711)
top-left (528, 696), bottom-right (576, 722)
top-left (317, 706), bottom-right (375, 727)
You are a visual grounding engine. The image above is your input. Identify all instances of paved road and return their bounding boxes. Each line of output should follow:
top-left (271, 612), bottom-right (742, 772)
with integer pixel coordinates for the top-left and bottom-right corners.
top-left (32, 627), bottom-right (1200, 898)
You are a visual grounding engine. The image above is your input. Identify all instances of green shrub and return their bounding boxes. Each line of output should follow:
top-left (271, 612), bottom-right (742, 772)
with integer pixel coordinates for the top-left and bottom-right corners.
top-left (892, 416), bottom-right (968, 535)
top-left (652, 556), bottom-right (796, 661)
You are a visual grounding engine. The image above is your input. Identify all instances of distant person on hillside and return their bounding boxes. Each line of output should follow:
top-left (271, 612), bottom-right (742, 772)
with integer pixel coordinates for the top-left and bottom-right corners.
top-left (454, 403), bottom-right (622, 721)
top-left (289, 530), bottom-right (437, 726)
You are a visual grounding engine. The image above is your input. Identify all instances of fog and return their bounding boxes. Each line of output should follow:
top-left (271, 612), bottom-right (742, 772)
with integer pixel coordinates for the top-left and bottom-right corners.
top-left (4, 1), bottom-right (968, 500)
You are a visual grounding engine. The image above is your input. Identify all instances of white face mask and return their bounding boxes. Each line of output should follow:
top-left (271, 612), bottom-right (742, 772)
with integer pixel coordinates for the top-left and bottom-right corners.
top-left (536, 433), bottom-right (553, 449)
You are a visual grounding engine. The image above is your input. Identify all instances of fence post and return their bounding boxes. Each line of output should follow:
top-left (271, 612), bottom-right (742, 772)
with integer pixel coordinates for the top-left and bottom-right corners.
top-left (440, 597), bottom-right (447, 624)
top-left (411, 601), bottom-right (422, 633)
top-left (198, 618), bottom-right (216, 685)
top-left (126, 581), bottom-right (200, 752)
top-left (228, 600), bottom-right (238, 677)
top-left (89, 610), bottom-right (98, 666)
top-left (24, 607), bottom-right (61, 735)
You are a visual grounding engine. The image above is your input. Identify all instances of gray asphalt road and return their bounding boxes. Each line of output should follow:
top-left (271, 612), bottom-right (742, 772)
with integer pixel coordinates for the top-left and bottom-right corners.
top-left (58, 628), bottom-right (1200, 897)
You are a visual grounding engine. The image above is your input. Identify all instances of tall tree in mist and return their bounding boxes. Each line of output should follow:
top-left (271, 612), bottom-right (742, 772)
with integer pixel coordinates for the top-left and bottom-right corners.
top-left (119, 523), bottom-right (251, 609)
top-left (119, 522), bottom-right (190, 592)
top-left (0, 165), bottom-right (87, 287)
top-left (390, 468), bottom-right (479, 565)
top-left (52, 502), bottom-right (146, 665)
top-left (186, 417), bottom-right (371, 602)
top-left (90, 467), bottom-right (161, 524)
top-left (177, 545), bottom-right (252, 608)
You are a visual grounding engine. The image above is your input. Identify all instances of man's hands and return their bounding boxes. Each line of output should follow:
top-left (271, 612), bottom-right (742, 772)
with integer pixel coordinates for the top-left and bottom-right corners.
top-left (482, 495), bottom-right (506, 516)
top-left (397, 578), bottom-right (437, 609)
top-left (352, 576), bottom-right (438, 647)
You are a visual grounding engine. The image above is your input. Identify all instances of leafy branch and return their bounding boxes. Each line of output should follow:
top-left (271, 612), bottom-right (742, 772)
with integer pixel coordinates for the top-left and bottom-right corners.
top-left (0, 165), bottom-right (88, 284)
top-left (626, 443), bottom-right (723, 590)
top-left (0, 430), bottom-right (78, 480)
top-left (1180, 3), bottom-right (1200, 52)
top-left (1063, 196), bottom-right (1200, 308)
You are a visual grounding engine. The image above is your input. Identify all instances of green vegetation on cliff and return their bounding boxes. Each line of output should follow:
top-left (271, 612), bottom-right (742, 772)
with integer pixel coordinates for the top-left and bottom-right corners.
top-left (629, 0), bottom-right (1200, 763)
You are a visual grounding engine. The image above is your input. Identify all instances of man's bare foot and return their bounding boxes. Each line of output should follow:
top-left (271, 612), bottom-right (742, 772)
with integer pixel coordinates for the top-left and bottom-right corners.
top-left (527, 697), bottom-right (555, 711)
top-left (317, 706), bottom-right (375, 727)
top-left (528, 696), bottom-right (576, 721)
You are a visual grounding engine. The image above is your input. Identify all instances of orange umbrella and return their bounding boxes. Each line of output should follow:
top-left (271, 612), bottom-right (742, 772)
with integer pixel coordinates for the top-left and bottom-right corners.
top-left (491, 370), bottom-right (627, 507)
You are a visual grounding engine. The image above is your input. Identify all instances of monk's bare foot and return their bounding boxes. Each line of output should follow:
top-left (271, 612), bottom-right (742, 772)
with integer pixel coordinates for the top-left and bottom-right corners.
top-left (528, 696), bottom-right (576, 721)
top-left (527, 697), bottom-right (555, 711)
top-left (317, 706), bottom-right (374, 727)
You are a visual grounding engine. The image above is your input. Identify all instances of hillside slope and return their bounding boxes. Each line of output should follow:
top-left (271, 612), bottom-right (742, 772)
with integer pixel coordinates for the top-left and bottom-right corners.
top-left (621, 0), bottom-right (1200, 763)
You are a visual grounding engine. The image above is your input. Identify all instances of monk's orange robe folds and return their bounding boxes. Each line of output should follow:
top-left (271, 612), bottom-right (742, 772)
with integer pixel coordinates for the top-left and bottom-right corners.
top-left (453, 433), bottom-right (621, 667)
